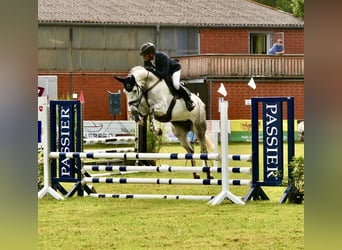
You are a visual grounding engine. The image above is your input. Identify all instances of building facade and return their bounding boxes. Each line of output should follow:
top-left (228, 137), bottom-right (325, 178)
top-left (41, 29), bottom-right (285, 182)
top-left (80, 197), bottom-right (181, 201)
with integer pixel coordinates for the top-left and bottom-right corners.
top-left (38, 0), bottom-right (304, 121)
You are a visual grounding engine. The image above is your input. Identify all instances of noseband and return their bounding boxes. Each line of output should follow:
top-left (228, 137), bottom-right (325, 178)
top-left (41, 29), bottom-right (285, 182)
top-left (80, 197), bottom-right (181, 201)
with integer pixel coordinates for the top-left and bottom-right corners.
top-left (128, 84), bottom-right (143, 107)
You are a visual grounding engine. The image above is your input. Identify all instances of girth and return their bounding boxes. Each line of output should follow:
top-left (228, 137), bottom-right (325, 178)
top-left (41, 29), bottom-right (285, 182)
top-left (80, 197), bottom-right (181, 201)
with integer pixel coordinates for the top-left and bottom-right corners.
top-left (154, 96), bottom-right (178, 122)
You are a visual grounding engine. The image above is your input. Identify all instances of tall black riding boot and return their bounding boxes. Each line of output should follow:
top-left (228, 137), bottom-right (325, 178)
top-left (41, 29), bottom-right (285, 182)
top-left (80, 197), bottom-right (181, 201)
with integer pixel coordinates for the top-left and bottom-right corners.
top-left (178, 85), bottom-right (195, 111)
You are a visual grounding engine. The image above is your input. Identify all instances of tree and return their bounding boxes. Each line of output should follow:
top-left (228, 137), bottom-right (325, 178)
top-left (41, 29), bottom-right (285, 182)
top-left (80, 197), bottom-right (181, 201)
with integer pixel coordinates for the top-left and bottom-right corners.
top-left (253, 0), bottom-right (304, 19)
top-left (291, 0), bottom-right (304, 18)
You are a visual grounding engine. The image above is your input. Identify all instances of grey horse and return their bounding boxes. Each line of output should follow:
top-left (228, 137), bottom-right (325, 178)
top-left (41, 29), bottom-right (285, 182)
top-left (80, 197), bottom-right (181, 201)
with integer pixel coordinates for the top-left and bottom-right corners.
top-left (115, 66), bottom-right (213, 179)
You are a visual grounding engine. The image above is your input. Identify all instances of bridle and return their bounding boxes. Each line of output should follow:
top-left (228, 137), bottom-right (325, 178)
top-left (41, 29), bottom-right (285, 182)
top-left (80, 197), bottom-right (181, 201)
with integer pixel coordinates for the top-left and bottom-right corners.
top-left (128, 71), bottom-right (162, 113)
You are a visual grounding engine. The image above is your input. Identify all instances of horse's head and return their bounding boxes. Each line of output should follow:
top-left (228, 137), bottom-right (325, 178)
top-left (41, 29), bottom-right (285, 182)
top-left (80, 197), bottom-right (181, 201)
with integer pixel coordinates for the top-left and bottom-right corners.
top-left (115, 66), bottom-right (164, 123)
top-left (115, 65), bottom-right (160, 97)
top-left (114, 66), bottom-right (151, 91)
top-left (114, 74), bottom-right (140, 120)
top-left (114, 67), bottom-right (152, 122)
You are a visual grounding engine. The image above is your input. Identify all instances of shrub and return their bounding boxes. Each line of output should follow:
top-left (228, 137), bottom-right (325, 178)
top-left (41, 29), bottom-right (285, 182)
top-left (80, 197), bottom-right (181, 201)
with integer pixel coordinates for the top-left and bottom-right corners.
top-left (38, 150), bottom-right (44, 190)
top-left (288, 156), bottom-right (304, 203)
top-left (146, 120), bottom-right (165, 153)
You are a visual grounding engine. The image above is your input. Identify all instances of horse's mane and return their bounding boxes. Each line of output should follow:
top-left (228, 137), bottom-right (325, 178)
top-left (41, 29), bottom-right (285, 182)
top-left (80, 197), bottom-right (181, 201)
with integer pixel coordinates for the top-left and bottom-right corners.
top-left (129, 66), bottom-right (160, 83)
top-left (129, 66), bottom-right (145, 74)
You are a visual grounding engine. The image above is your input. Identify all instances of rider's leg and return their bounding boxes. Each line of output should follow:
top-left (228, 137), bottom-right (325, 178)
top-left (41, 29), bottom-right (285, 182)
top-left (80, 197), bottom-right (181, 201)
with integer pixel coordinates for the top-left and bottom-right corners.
top-left (171, 70), bottom-right (181, 90)
top-left (172, 70), bottom-right (195, 111)
top-left (178, 85), bottom-right (195, 111)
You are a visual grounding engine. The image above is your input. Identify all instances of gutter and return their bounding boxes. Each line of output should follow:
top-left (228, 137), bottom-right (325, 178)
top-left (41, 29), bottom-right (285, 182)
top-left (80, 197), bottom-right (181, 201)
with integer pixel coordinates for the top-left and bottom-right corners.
top-left (38, 21), bottom-right (304, 29)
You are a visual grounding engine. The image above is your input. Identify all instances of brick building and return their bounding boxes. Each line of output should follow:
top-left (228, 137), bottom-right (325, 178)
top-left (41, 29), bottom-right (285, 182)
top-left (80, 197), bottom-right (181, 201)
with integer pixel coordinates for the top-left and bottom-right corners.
top-left (38, 0), bottom-right (304, 121)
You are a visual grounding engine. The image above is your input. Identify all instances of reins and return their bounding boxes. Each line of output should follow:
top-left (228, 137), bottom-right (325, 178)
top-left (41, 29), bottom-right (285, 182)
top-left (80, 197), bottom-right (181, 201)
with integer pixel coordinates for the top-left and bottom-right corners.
top-left (143, 71), bottom-right (162, 107)
top-left (128, 70), bottom-right (162, 117)
top-left (133, 71), bottom-right (162, 107)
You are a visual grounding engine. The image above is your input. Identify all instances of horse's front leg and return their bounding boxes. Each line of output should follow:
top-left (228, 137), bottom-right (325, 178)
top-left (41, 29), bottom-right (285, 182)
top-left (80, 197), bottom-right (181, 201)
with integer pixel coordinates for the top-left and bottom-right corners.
top-left (130, 106), bottom-right (144, 125)
top-left (149, 107), bottom-right (162, 136)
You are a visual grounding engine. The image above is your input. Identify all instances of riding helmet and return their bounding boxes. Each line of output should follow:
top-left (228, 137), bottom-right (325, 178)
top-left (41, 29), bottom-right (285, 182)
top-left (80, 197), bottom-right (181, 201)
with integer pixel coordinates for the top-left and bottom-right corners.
top-left (140, 42), bottom-right (156, 55)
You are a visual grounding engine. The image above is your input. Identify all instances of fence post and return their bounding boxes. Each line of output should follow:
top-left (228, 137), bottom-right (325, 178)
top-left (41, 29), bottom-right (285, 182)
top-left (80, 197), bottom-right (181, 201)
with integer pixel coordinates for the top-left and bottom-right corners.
top-left (208, 100), bottom-right (245, 205)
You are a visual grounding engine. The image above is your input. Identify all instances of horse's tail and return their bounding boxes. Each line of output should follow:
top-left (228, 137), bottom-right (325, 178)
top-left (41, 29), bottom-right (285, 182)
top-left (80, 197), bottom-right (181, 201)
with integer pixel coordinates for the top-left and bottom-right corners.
top-left (205, 134), bottom-right (214, 151)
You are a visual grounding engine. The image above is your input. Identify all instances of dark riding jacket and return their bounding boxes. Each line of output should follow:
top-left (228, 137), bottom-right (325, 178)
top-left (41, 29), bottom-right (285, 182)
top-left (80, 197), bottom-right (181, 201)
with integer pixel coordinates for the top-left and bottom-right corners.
top-left (144, 51), bottom-right (181, 80)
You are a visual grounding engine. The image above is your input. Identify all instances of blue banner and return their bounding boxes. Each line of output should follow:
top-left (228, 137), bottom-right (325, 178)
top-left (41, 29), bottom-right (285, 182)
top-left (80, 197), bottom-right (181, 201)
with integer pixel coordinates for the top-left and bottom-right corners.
top-left (109, 92), bottom-right (121, 115)
top-left (263, 101), bottom-right (283, 185)
top-left (58, 103), bottom-right (75, 179)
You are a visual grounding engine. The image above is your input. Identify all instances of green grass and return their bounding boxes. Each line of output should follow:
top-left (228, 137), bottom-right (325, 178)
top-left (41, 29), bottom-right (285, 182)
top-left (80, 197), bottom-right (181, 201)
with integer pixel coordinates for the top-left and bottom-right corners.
top-left (38, 142), bottom-right (304, 250)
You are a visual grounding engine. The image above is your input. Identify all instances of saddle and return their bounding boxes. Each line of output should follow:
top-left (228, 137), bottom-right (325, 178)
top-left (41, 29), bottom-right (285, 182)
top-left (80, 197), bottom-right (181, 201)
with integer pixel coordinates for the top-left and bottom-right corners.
top-left (153, 76), bottom-right (180, 122)
top-left (154, 75), bottom-right (193, 122)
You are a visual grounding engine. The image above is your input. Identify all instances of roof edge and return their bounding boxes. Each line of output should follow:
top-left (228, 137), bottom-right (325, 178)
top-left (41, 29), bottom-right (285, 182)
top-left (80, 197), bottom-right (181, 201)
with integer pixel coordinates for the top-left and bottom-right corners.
top-left (38, 20), bottom-right (304, 29)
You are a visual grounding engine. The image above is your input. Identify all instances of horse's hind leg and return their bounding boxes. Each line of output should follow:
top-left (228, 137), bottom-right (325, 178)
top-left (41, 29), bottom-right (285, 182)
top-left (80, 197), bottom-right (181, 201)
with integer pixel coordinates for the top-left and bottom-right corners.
top-left (171, 122), bottom-right (201, 179)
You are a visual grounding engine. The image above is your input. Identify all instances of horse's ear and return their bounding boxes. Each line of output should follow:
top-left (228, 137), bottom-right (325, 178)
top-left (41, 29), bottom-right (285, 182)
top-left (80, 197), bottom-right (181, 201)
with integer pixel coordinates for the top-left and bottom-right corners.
top-left (114, 75), bottom-right (135, 92)
top-left (114, 76), bottom-right (126, 84)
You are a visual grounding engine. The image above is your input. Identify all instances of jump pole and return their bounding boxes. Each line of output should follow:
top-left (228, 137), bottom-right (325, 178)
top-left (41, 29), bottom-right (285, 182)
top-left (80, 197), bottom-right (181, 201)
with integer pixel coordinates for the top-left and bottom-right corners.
top-left (208, 100), bottom-right (245, 205)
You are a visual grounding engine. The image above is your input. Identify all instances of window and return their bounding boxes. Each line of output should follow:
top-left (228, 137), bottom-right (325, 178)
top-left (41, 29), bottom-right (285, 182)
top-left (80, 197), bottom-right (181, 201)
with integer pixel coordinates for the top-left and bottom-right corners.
top-left (38, 25), bottom-right (199, 71)
top-left (158, 27), bottom-right (199, 56)
top-left (249, 32), bottom-right (284, 54)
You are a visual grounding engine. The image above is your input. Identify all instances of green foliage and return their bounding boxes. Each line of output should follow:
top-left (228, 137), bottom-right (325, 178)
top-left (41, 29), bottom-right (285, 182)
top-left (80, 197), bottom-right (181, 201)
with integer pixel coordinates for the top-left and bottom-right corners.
top-left (277, 0), bottom-right (293, 13)
top-left (289, 156), bottom-right (304, 193)
top-left (38, 150), bottom-right (44, 190)
top-left (253, 0), bottom-right (304, 18)
top-left (288, 156), bottom-right (304, 204)
top-left (291, 0), bottom-right (304, 18)
top-left (146, 120), bottom-right (166, 153)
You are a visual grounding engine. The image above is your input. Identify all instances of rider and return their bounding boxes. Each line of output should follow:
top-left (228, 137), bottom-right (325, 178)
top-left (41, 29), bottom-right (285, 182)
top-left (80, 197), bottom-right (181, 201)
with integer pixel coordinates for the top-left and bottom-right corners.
top-left (139, 42), bottom-right (196, 112)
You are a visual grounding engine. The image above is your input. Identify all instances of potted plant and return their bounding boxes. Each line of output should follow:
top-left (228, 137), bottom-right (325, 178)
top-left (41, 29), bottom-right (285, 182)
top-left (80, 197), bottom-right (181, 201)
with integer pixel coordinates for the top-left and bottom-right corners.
top-left (288, 156), bottom-right (304, 204)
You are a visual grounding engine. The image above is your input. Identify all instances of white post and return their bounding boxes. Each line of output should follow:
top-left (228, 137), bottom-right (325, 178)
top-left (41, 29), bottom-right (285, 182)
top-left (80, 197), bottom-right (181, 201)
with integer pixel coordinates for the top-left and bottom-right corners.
top-left (213, 133), bottom-right (218, 168)
top-left (38, 100), bottom-right (64, 200)
top-left (208, 101), bottom-right (245, 205)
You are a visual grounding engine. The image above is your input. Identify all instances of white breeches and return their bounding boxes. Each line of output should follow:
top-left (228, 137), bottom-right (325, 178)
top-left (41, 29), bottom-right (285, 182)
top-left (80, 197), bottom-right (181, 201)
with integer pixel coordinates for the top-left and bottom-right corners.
top-left (172, 70), bottom-right (181, 90)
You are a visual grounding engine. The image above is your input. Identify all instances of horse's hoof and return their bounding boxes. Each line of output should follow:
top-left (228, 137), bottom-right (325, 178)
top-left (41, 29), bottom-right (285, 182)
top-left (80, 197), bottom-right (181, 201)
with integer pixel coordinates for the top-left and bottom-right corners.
top-left (133, 113), bottom-right (140, 122)
top-left (193, 173), bottom-right (201, 179)
top-left (207, 175), bottom-right (214, 179)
